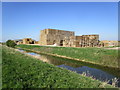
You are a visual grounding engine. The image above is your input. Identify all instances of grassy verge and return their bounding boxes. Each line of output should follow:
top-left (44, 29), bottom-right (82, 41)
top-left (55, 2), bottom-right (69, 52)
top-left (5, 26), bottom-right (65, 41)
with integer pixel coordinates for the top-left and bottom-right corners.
top-left (16, 45), bottom-right (119, 68)
top-left (2, 45), bottom-right (114, 88)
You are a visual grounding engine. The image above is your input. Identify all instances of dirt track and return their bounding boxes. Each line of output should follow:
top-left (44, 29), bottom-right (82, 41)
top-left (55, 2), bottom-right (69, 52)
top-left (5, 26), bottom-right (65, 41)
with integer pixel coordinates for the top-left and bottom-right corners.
top-left (104, 47), bottom-right (120, 50)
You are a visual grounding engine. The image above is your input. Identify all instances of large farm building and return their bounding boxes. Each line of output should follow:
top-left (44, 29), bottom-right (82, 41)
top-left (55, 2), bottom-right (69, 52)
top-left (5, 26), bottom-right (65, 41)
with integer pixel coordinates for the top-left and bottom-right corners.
top-left (14, 28), bottom-right (119, 47)
top-left (39, 29), bottom-right (103, 47)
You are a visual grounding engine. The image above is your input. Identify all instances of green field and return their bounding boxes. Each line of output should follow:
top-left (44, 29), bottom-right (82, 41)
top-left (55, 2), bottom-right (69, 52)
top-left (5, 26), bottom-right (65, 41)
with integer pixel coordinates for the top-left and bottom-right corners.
top-left (16, 45), bottom-right (119, 68)
top-left (2, 45), bottom-right (114, 88)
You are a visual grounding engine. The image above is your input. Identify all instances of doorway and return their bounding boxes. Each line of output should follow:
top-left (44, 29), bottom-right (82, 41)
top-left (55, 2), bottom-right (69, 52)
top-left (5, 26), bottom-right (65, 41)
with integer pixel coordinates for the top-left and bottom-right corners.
top-left (60, 40), bottom-right (63, 46)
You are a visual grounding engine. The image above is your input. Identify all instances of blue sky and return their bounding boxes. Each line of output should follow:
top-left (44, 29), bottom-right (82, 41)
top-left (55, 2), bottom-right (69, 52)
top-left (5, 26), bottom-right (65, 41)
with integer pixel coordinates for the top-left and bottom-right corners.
top-left (2, 2), bottom-right (118, 42)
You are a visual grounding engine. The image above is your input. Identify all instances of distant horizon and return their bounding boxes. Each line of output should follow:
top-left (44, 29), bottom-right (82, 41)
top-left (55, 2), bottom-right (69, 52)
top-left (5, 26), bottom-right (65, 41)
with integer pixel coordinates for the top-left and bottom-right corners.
top-left (2, 2), bottom-right (118, 42)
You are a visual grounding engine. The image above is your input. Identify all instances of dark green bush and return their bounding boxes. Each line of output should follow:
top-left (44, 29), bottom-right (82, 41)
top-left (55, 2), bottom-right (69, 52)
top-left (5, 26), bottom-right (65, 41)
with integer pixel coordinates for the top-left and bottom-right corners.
top-left (6, 40), bottom-right (16, 48)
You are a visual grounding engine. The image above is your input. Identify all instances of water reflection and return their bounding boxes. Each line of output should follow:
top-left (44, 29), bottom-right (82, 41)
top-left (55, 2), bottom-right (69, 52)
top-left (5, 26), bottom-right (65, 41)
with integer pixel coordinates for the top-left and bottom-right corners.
top-left (18, 49), bottom-right (120, 87)
top-left (58, 65), bottom-right (115, 84)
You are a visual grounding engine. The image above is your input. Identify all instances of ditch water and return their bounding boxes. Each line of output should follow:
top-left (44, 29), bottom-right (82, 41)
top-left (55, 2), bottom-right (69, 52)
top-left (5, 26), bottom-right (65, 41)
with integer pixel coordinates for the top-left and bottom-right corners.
top-left (18, 48), bottom-right (120, 87)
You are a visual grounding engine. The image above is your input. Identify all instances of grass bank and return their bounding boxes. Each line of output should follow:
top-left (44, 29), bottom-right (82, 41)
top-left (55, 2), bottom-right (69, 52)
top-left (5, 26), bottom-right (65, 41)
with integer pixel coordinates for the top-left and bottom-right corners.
top-left (16, 45), bottom-right (119, 69)
top-left (2, 45), bottom-right (114, 88)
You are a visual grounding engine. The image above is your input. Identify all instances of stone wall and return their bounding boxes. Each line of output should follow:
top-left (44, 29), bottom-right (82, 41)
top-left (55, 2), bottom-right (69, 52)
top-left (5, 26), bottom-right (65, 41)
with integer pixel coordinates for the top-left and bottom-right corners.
top-left (80, 35), bottom-right (99, 47)
top-left (39, 28), bottom-right (119, 47)
top-left (39, 30), bottom-right (48, 45)
top-left (17, 41), bottom-right (23, 45)
top-left (39, 29), bottom-right (75, 46)
top-left (14, 39), bottom-right (23, 45)
top-left (63, 35), bottom-right (100, 47)
top-left (14, 38), bottom-right (38, 45)
top-left (23, 38), bottom-right (35, 44)
top-left (39, 29), bottom-right (102, 47)
top-left (100, 40), bottom-right (119, 47)
top-left (14, 29), bottom-right (118, 47)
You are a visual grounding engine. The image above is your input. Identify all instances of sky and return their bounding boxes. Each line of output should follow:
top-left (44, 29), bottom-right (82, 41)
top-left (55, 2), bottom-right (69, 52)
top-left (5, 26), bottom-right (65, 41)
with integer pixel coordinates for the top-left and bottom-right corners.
top-left (2, 2), bottom-right (118, 42)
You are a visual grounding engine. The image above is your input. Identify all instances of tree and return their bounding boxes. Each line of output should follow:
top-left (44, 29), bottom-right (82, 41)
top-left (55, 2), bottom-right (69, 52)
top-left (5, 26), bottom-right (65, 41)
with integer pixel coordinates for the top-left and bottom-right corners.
top-left (6, 40), bottom-right (16, 48)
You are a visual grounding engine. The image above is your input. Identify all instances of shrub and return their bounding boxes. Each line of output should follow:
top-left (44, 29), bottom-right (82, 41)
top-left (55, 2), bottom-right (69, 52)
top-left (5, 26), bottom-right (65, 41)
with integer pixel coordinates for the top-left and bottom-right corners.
top-left (6, 40), bottom-right (16, 48)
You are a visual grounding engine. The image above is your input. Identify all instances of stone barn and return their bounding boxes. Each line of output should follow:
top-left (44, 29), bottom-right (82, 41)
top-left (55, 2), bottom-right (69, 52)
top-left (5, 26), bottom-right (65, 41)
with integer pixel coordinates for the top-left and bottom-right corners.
top-left (23, 38), bottom-right (35, 44)
top-left (39, 28), bottom-right (104, 47)
top-left (39, 29), bottom-right (75, 46)
top-left (63, 35), bottom-right (100, 47)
